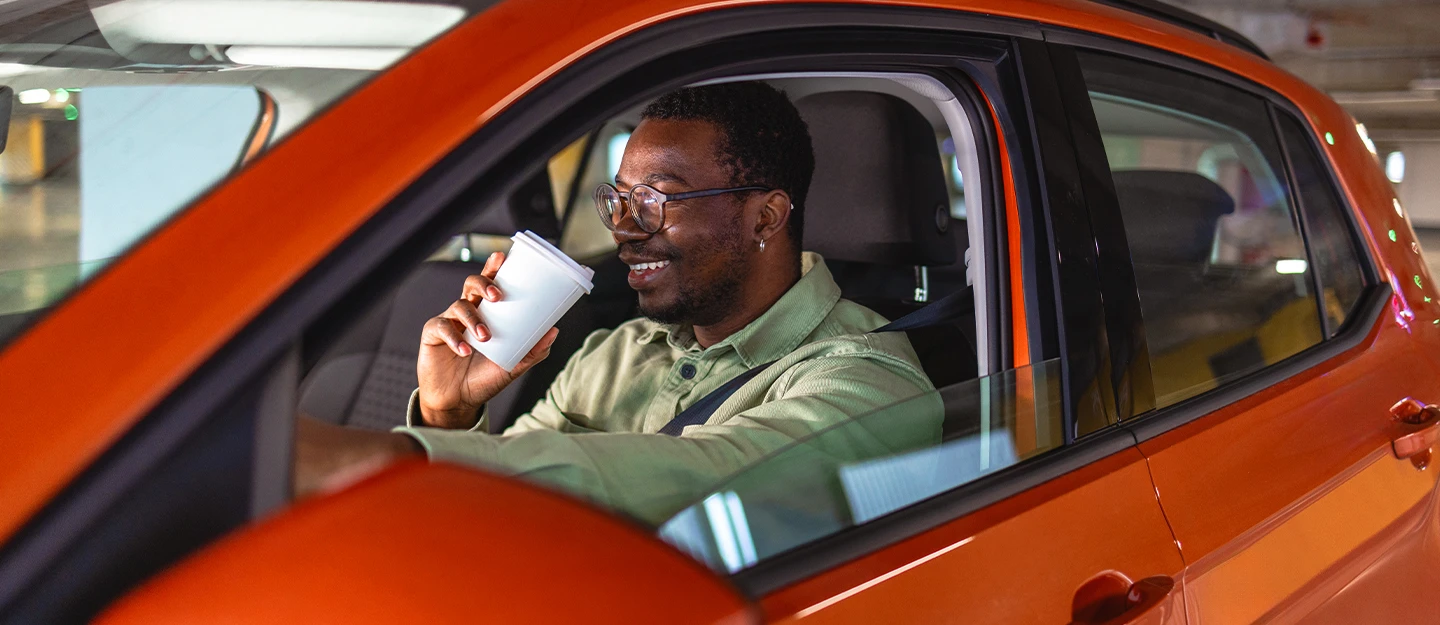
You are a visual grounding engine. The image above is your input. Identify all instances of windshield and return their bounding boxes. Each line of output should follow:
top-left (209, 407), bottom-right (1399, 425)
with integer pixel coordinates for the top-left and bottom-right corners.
top-left (658, 359), bottom-right (1065, 574)
top-left (0, 0), bottom-right (493, 346)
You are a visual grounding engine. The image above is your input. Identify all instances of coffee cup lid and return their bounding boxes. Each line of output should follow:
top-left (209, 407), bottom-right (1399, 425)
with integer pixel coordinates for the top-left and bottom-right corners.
top-left (512, 230), bottom-right (595, 293)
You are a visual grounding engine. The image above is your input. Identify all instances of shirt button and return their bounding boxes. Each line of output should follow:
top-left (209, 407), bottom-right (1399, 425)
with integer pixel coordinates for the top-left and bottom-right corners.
top-left (679, 364), bottom-right (697, 379)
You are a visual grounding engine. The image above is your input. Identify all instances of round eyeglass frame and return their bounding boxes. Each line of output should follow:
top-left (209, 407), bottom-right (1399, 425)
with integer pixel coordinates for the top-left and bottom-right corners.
top-left (593, 182), bottom-right (769, 233)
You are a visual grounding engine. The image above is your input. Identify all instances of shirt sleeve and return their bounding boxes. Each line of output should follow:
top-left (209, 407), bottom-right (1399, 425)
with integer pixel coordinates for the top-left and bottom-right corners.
top-left (394, 354), bottom-right (940, 525)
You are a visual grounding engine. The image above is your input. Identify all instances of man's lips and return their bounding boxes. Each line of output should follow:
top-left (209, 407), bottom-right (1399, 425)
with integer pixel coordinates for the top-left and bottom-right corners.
top-left (625, 257), bottom-right (672, 288)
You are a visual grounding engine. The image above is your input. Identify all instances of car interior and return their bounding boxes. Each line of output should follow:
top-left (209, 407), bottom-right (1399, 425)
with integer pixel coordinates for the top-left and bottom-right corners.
top-left (294, 73), bottom-right (996, 441)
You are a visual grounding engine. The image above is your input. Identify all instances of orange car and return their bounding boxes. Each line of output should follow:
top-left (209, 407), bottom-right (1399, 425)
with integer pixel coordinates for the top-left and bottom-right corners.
top-left (0, 0), bottom-right (1435, 622)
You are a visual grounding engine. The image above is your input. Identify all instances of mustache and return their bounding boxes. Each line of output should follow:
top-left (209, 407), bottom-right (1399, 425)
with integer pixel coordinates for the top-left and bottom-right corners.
top-left (620, 241), bottom-right (680, 261)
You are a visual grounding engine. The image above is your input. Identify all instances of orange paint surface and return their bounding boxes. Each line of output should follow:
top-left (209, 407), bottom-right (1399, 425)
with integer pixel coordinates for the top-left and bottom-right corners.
top-left (98, 461), bottom-right (756, 624)
top-left (759, 447), bottom-right (1184, 623)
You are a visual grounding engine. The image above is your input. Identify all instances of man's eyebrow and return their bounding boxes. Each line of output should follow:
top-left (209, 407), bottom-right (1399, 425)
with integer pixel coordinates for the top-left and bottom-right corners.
top-left (614, 172), bottom-right (689, 188)
top-left (643, 172), bottom-right (689, 186)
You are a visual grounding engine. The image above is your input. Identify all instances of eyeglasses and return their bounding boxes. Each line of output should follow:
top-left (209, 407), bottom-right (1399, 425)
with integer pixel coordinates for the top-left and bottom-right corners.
top-left (593, 182), bottom-right (769, 233)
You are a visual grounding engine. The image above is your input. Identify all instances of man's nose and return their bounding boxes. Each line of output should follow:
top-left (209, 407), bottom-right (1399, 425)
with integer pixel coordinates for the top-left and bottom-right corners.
top-left (611, 210), bottom-right (652, 245)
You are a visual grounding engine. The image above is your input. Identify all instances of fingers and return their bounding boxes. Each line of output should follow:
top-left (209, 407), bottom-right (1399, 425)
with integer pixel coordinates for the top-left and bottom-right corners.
top-left (422, 315), bottom-right (472, 357)
top-left (444, 299), bottom-right (489, 342)
top-left (461, 273), bottom-right (503, 304)
top-left (482, 251), bottom-right (505, 279)
top-left (512, 328), bottom-right (560, 376)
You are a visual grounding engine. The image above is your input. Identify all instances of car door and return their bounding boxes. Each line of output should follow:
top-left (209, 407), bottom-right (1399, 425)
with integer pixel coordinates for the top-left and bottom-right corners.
top-left (1053, 39), bottom-right (1440, 623)
top-left (649, 37), bottom-right (1186, 624)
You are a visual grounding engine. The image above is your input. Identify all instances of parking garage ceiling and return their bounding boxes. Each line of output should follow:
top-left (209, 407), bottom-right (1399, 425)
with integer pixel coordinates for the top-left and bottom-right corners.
top-left (1162, 0), bottom-right (1440, 141)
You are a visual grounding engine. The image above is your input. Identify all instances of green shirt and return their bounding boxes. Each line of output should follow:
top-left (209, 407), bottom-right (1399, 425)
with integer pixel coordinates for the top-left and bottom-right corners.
top-left (396, 253), bottom-right (938, 524)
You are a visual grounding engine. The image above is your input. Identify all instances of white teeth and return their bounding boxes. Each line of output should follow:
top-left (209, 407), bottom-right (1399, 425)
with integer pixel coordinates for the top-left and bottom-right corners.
top-left (629, 260), bottom-right (671, 272)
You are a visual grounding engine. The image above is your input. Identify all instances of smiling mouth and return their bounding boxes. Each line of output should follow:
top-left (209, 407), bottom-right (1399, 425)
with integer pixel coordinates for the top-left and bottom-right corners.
top-left (628, 260), bottom-right (671, 273)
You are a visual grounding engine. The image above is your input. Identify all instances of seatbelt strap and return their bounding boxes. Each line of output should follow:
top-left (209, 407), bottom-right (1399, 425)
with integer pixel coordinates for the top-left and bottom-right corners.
top-left (657, 287), bottom-right (972, 436)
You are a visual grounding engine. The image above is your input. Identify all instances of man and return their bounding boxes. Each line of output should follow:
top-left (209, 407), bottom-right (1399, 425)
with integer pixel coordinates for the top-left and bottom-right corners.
top-left (296, 82), bottom-right (938, 524)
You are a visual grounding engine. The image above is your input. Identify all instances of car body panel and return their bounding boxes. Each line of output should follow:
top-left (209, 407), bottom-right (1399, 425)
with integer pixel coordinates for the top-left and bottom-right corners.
top-left (93, 461), bottom-right (757, 624)
top-left (0, 0), bottom-right (1433, 621)
top-left (757, 447), bottom-right (1185, 623)
top-left (1138, 302), bottom-right (1440, 622)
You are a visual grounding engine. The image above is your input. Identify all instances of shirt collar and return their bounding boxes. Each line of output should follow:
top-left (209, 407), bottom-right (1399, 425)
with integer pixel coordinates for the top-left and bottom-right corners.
top-left (634, 252), bottom-right (842, 367)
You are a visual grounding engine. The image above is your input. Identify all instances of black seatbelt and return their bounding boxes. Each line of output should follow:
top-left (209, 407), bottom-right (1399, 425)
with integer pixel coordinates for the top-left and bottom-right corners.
top-left (657, 287), bottom-right (973, 436)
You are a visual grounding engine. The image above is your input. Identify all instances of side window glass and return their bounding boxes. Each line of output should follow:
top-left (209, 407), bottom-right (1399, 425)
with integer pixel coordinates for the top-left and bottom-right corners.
top-left (659, 359), bottom-right (1064, 573)
top-left (1078, 51), bottom-right (1323, 408)
top-left (1275, 114), bottom-right (1368, 335)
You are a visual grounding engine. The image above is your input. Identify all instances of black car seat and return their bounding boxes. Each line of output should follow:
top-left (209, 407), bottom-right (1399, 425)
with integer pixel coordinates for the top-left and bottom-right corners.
top-left (1110, 169), bottom-right (1238, 353)
top-left (795, 91), bottom-right (977, 390)
top-left (299, 168), bottom-right (599, 431)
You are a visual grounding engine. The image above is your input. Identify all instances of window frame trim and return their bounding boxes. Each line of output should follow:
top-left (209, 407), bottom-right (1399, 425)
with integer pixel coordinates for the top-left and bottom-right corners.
top-left (1040, 32), bottom-right (1388, 446)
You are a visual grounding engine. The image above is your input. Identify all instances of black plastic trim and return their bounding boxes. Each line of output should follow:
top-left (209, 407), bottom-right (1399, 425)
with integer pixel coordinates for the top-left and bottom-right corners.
top-left (1014, 39), bottom-right (1110, 441)
top-left (1044, 43), bottom-right (1155, 422)
top-left (0, 5), bottom-right (1041, 615)
top-left (732, 424), bottom-right (1139, 596)
top-left (1269, 101), bottom-right (1334, 338)
top-left (1086, 0), bottom-right (1269, 60)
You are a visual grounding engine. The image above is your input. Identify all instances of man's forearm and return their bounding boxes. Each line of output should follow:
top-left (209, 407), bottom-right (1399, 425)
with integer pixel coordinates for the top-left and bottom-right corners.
top-left (293, 416), bottom-right (424, 498)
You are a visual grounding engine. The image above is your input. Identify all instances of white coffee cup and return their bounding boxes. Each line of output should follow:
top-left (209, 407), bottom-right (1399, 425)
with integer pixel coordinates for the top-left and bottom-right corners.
top-left (462, 230), bottom-right (594, 371)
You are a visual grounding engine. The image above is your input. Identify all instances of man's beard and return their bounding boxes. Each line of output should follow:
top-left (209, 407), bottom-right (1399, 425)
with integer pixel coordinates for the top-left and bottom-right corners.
top-left (632, 225), bottom-right (748, 327)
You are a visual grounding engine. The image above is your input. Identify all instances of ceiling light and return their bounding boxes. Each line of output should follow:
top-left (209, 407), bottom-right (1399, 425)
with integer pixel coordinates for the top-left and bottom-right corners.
top-left (0, 63), bottom-right (38, 77)
top-left (17, 88), bottom-right (49, 104)
top-left (1275, 259), bottom-right (1308, 275)
top-left (225, 46), bottom-right (408, 70)
top-left (1330, 90), bottom-right (1437, 105)
top-left (92, 0), bottom-right (465, 53)
top-left (1411, 78), bottom-right (1440, 91)
top-left (1386, 151), bottom-right (1406, 183)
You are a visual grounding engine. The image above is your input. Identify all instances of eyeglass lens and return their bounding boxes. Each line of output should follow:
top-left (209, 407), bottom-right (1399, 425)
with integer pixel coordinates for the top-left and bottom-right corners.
top-left (594, 184), bottom-right (663, 233)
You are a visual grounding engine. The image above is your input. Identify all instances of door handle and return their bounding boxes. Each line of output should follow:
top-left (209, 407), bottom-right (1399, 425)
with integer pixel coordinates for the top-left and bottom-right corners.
top-left (1389, 398), bottom-right (1440, 462)
top-left (1070, 571), bottom-right (1176, 625)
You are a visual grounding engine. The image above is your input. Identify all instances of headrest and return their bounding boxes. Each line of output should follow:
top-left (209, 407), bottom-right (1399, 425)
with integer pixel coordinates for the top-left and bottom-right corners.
top-left (1112, 170), bottom-right (1235, 265)
top-left (467, 167), bottom-right (561, 240)
top-left (796, 92), bottom-right (956, 267)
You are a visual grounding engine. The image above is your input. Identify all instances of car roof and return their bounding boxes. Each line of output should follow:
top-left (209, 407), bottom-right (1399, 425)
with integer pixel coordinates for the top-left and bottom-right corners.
top-left (0, 0), bottom-right (1369, 547)
top-left (1089, 0), bottom-right (1268, 60)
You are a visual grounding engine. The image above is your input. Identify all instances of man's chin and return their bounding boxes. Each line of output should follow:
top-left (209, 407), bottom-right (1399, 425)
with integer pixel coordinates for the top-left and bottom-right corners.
top-left (637, 294), bottom-right (689, 325)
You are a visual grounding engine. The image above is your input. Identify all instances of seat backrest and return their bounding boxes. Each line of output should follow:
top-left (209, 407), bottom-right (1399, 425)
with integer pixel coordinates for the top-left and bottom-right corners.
top-left (795, 91), bottom-right (974, 388)
top-left (797, 91), bottom-right (956, 269)
top-left (1111, 169), bottom-right (1243, 354)
top-left (1111, 169), bottom-right (1235, 266)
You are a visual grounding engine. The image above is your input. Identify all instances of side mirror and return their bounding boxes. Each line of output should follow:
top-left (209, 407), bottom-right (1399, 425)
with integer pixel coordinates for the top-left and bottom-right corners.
top-left (95, 462), bottom-right (757, 624)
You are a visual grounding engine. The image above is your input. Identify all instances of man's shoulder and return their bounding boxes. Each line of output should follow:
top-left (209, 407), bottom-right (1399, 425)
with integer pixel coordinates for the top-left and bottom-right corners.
top-left (787, 298), bottom-right (930, 387)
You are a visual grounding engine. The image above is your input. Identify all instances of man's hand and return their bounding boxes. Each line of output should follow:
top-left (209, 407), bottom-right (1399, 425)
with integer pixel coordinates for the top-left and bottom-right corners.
top-left (417, 251), bottom-right (560, 429)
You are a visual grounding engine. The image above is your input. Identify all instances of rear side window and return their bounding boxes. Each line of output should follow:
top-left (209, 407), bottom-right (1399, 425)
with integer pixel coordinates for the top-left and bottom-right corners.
top-left (1275, 113), bottom-right (1368, 335)
top-left (1078, 51), bottom-right (1323, 407)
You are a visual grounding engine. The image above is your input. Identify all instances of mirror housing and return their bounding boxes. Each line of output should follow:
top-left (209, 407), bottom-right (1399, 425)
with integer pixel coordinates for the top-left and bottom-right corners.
top-left (96, 461), bottom-right (756, 624)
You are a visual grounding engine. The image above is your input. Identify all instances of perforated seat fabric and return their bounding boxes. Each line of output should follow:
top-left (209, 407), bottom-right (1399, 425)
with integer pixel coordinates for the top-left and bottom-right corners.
top-left (300, 261), bottom-right (480, 430)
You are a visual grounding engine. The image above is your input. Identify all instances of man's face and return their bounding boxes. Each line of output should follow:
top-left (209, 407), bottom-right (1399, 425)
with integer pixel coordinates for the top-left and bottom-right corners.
top-left (614, 119), bottom-right (754, 326)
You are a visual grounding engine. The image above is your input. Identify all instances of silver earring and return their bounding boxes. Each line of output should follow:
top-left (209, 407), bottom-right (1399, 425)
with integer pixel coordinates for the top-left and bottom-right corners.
top-left (759, 238), bottom-right (766, 252)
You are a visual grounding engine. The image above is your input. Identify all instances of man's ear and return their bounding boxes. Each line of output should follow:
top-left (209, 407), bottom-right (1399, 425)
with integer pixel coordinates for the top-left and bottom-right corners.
top-left (754, 189), bottom-right (792, 243)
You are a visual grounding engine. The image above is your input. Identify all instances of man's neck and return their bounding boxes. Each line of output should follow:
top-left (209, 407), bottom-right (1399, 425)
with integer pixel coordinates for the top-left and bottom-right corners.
top-left (692, 258), bottom-right (802, 349)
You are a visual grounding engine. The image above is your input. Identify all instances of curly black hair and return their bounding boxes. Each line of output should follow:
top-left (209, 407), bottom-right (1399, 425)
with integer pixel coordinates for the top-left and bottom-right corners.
top-left (641, 81), bottom-right (814, 250)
